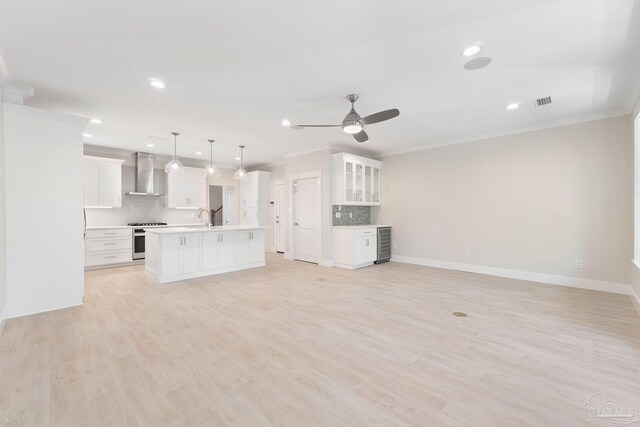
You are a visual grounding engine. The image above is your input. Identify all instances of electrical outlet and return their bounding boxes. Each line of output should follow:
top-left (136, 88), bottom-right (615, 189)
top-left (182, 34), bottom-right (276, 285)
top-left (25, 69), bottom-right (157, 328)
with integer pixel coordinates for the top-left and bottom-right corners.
top-left (335, 212), bottom-right (341, 219)
top-left (338, 205), bottom-right (342, 211)
top-left (575, 260), bottom-right (583, 269)
top-left (349, 212), bottom-right (353, 218)
top-left (464, 249), bottom-right (470, 257)
top-left (393, 243), bottom-right (397, 249)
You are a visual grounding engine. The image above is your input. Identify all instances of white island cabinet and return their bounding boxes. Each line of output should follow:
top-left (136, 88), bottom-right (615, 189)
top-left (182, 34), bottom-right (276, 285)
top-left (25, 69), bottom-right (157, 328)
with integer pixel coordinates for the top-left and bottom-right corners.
top-left (145, 226), bottom-right (266, 283)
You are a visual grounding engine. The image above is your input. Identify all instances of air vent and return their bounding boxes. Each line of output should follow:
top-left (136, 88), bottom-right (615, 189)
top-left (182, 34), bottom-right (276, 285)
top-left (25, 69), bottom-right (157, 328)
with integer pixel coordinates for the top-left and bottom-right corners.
top-left (535, 96), bottom-right (552, 107)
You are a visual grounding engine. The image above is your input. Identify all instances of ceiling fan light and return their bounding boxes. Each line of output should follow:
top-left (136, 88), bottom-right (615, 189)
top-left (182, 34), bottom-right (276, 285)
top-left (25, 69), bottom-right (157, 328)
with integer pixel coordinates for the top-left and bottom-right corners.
top-left (343, 120), bottom-right (363, 134)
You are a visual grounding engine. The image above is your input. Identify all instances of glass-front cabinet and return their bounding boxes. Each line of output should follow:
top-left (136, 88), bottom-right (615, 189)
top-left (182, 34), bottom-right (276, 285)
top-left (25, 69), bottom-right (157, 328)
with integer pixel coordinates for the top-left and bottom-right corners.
top-left (332, 153), bottom-right (382, 206)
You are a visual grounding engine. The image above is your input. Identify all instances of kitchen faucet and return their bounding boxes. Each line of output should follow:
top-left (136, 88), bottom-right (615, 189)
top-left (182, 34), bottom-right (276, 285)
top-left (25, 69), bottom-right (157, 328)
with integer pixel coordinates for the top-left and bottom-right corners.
top-left (198, 209), bottom-right (212, 228)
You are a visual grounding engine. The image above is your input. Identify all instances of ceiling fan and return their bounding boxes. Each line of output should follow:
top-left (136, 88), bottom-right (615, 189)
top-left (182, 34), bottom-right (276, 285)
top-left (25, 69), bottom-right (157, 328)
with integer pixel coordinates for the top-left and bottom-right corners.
top-left (292, 94), bottom-right (399, 143)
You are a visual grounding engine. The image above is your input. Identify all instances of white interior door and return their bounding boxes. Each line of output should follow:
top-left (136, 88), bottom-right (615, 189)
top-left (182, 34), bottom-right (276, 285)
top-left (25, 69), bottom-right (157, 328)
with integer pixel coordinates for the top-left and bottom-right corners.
top-left (293, 177), bottom-right (320, 263)
top-left (275, 181), bottom-right (286, 253)
top-left (223, 187), bottom-right (236, 225)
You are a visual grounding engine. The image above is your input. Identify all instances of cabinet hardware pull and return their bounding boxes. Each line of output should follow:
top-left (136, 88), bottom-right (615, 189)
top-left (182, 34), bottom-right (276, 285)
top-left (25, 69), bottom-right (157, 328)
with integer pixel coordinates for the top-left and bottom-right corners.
top-left (104, 242), bottom-right (117, 245)
top-left (104, 255), bottom-right (117, 259)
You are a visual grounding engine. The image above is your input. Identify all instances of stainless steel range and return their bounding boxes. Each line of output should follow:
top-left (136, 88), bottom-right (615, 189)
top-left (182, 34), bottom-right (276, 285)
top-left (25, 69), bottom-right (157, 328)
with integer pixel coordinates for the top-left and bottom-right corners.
top-left (128, 222), bottom-right (167, 259)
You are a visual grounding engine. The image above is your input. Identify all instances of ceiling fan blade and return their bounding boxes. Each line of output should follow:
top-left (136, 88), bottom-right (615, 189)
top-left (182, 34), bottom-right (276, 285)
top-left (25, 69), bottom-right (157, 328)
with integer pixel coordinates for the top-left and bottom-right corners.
top-left (353, 130), bottom-right (369, 143)
top-left (361, 109), bottom-right (400, 125)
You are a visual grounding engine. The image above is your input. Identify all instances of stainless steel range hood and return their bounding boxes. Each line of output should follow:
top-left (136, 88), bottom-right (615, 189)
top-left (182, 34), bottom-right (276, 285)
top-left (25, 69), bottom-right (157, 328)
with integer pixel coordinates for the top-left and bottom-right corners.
top-left (125, 152), bottom-right (163, 196)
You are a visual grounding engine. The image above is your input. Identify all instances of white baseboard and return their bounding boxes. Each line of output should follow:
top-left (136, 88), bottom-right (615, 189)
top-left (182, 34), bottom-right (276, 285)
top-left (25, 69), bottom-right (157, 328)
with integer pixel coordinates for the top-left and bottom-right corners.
top-left (319, 259), bottom-right (334, 268)
top-left (392, 256), bottom-right (632, 295)
top-left (0, 306), bottom-right (6, 338)
top-left (630, 286), bottom-right (640, 316)
top-left (283, 252), bottom-right (294, 261)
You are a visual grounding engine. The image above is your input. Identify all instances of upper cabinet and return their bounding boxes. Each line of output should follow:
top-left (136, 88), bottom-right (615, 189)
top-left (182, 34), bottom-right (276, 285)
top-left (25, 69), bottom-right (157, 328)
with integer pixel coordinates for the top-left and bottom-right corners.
top-left (240, 171), bottom-right (271, 226)
top-left (332, 153), bottom-right (382, 206)
top-left (83, 156), bottom-right (125, 208)
top-left (166, 167), bottom-right (206, 209)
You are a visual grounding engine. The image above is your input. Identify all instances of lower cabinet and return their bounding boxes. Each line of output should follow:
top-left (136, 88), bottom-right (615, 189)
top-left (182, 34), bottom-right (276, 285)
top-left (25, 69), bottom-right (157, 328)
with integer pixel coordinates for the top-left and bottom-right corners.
top-left (236, 230), bottom-right (264, 265)
top-left (146, 228), bottom-right (266, 283)
top-left (161, 233), bottom-right (202, 276)
top-left (332, 227), bottom-right (378, 269)
top-left (202, 231), bottom-right (236, 269)
top-left (84, 228), bottom-right (132, 268)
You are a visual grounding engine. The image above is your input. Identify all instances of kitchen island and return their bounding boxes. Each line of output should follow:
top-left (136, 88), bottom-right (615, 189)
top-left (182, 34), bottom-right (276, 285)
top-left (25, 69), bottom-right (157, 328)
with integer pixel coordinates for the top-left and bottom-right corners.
top-left (145, 225), bottom-right (268, 283)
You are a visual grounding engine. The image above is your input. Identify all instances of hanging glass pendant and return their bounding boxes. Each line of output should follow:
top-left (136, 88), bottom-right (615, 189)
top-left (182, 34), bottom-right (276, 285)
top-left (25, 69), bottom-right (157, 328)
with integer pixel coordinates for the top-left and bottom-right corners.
top-left (165, 131), bottom-right (184, 173)
top-left (233, 145), bottom-right (248, 181)
top-left (204, 139), bottom-right (221, 178)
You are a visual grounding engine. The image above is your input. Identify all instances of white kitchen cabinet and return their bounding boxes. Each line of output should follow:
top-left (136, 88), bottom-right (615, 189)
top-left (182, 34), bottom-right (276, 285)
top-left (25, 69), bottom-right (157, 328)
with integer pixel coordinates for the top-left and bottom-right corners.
top-left (202, 231), bottom-right (236, 269)
top-left (84, 227), bottom-right (132, 268)
top-left (240, 171), bottom-right (271, 235)
top-left (161, 232), bottom-right (202, 275)
top-left (84, 156), bottom-right (125, 208)
top-left (236, 229), bottom-right (264, 265)
top-left (166, 167), bottom-right (206, 209)
top-left (145, 227), bottom-right (266, 283)
top-left (332, 227), bottom-right (377, 269)
top-left (332, 153), bottom-right (382, 206)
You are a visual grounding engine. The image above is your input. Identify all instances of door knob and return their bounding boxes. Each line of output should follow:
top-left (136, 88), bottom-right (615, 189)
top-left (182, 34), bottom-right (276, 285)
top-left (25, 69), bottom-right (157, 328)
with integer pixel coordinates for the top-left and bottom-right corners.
top-left (276, 221), bottom-right (280, 223)
top-left (294, 222), bottom-right (299, 226)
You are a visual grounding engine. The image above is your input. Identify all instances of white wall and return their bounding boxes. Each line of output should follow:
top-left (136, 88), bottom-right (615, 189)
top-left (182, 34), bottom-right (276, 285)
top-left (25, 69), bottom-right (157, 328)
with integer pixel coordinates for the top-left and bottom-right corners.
top-left (0, 86), bottom-right (6, 325)
top-left (374, 115), bottom-right (633, 286)
top-left (4, 103), bottom-right (87, 318)
top-left (273, 150), bottom-right (333, 263)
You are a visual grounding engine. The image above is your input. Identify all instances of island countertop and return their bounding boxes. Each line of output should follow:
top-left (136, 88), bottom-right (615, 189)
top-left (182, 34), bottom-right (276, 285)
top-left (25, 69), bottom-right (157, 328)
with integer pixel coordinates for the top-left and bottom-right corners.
top-left (145, 225), bottom-right (269, 235)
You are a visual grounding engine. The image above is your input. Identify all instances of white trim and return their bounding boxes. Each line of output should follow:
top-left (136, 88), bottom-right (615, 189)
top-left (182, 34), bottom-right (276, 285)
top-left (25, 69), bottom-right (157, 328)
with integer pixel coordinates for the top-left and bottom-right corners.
top-left (392, 256), bottom-right (632, 295)
top-left (0, 305), bottom-right (6, 338)
top-left (319, 259), bottom-right (334, 268)
top-left (288, 171), bottom-right (322, 264)
top-left (273, 179), bottom-right (286, 254)
top-left (3, 102), bottom-right (88, 126)
top-left (379, 111), bottom-right (629, 157)
top-left (8, 302), bottom-right (84, 320)
top-left (630, 286), bottom-right (640, 316)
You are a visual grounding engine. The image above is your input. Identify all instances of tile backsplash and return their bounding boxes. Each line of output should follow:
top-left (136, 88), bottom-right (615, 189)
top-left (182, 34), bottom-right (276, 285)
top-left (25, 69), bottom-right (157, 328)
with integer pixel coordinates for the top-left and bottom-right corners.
top-left (333, 205), bottom-right (371, 226)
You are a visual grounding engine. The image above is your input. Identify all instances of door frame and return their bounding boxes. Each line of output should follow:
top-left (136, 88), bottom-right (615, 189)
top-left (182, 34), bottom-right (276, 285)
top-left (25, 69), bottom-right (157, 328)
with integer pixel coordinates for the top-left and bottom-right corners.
top-left (222, 185), bottom-right (236, 225)
top-left (286, 171), bottom-right (322, 264)
top-left (273, 179), bottom-right (286, 253)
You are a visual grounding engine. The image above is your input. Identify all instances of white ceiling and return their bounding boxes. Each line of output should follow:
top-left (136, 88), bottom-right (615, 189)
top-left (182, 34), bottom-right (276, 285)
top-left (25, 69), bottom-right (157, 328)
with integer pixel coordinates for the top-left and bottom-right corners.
top-left (1, 0), bottom-right (639, 166)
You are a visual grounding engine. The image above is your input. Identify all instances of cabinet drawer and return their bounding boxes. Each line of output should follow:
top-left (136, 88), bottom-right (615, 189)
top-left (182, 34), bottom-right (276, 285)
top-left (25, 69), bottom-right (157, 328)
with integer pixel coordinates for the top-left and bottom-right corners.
top-left (86, 237), bottom-right (132, 252)
top-left (354, 228), bottom-right (376, 238)
top-left (86, 249), bottom-right (132, 266)
top-left (86, 228), bottom-right (131, 239)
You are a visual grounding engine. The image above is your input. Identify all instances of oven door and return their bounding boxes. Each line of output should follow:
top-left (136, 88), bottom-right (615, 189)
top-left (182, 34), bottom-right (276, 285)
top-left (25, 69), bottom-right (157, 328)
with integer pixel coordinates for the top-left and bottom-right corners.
top-left (133, 229), bottom-right (146, 260)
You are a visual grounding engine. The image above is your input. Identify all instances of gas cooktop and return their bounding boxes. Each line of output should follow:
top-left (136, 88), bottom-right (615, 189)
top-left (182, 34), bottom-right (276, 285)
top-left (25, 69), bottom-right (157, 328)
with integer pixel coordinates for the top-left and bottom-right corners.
top-left (127, 222), bottom-right (168, 227)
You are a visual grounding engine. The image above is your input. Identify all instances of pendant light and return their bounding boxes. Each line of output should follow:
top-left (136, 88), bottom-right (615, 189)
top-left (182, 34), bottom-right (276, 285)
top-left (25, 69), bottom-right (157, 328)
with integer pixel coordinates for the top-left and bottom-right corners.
top-left (233, 145), bottom-right (248, 181)
top-left (204, 139), bottom-right (221, 178)
top-left (165, 131), bottom-right (184, 173)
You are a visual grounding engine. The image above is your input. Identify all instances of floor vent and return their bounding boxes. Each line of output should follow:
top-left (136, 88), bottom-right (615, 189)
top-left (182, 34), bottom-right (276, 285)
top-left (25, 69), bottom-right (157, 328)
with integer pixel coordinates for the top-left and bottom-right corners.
top-left (535, 96), bottom-right (552, 107)
top-left (453, 312), bottom-right (467, 317)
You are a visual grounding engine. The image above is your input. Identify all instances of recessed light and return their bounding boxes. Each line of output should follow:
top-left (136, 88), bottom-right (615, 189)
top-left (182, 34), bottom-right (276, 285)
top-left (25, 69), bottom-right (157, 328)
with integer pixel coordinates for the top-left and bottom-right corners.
top-left (506, 103), bottom-right (520, 110)
top-left (90, 118), bottom-right (102, 124)
top-left (147, 143), bottom-right (155, 147)
top-left (235, 157), bottom-right (241, 161)
top-left (83, 133), bottom-right (92, 138)
top-left (195, 151), bottom-right (202, 155)
top-left (149, 79), bottom-right (165, 89)
top-left (281, 119), bottom-right (291, 127)
top-left (461, 45), bottom-right (482, 57)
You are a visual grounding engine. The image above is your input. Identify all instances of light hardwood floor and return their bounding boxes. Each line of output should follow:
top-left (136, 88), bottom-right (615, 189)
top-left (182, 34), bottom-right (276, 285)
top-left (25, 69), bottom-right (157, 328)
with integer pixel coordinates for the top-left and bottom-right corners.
top-left (1, 253), bottom-right (639, 426)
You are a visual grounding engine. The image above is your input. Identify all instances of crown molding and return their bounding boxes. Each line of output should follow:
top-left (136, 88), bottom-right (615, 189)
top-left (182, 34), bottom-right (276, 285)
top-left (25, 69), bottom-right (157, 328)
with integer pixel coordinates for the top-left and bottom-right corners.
top-left (378, 110), bottom-right (630, 158)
